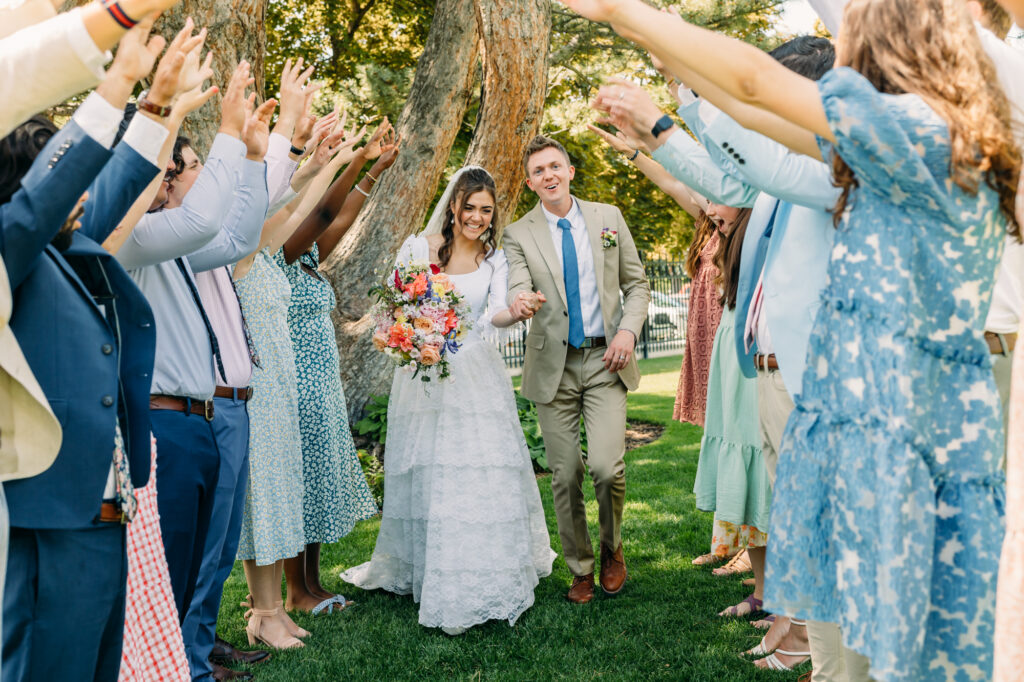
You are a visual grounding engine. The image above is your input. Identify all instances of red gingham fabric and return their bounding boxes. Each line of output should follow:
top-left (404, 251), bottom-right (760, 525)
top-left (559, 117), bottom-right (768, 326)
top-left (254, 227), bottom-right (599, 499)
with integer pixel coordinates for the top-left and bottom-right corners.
top-left (118, 436), bottom-right (190, 681)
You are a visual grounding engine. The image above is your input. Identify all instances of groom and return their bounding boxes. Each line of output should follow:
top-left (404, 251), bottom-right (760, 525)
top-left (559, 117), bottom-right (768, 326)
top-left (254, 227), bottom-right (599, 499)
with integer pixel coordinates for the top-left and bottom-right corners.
top-left (504, 136), bottom-right (650, 604)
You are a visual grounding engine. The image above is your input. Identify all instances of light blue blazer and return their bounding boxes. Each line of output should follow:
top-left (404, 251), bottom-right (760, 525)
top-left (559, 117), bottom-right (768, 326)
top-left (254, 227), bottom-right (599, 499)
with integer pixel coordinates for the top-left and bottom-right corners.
top-left (657, 100), bottom-right (838, 399)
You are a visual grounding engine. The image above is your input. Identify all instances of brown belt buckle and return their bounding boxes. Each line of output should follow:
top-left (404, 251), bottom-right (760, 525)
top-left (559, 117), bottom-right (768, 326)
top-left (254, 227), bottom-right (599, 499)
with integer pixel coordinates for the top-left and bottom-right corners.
top-left (203, 399), bottom-right (214, 421)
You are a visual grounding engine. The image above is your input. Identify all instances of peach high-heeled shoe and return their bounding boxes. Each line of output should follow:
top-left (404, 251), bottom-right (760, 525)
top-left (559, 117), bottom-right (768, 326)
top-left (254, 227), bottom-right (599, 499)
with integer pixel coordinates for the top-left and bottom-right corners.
top-left (245, 607), bottom-right (304, 650)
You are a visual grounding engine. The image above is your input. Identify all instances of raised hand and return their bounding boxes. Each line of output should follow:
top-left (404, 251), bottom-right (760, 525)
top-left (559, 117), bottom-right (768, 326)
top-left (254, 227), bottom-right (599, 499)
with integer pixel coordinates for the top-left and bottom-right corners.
top-left (242, 98), bottom-right (278, 161)
top-left (177, 42), bottom-right (214, 96)
top-left (361, 118), bottom-right (393, 161)
top-left (592, 77), bottom-right (669, 148)
top-left (109, 15), bottom-right (166, 84)
top-left (219, 60), bottom-right (254, 138)
top-left (172, 83), bottom-right (220, 121)
top-left (145, 18), bottom-right (209, 108)
top-left (587, 123), bottom-right (636, 155)
top-left (276, 58), bottom-right (319, 138)
top-left (291, 104), bottom-right (337, 160)
top-left (370, 129), bottom-right (401, 171)
top-left (557, 0), bottom-right (627, 23)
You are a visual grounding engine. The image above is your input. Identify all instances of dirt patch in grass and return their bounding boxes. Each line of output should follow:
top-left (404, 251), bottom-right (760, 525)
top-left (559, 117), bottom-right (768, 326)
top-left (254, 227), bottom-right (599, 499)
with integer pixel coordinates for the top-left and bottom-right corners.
top-left (626, 420), bottom-right (665, 451)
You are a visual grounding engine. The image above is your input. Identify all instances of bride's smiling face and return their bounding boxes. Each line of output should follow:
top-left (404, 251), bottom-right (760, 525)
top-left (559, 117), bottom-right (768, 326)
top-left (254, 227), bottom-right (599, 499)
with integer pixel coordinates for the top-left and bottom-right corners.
top-left (452, 190), bottom-right (495, 240)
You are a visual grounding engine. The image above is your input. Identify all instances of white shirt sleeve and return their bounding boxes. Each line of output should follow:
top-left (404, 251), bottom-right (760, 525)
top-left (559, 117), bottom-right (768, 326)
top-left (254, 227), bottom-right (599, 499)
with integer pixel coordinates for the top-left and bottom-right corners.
top-left (70, 91), bottom-right (122, 148)
top-left (976, 25), bottom-right (1024, 136)
top-left (0, 8), bottom-right (110, 137)
top-left (119, 112), bottom-right (168, 165)
top-left (264, 133), bottom-right (299, 208)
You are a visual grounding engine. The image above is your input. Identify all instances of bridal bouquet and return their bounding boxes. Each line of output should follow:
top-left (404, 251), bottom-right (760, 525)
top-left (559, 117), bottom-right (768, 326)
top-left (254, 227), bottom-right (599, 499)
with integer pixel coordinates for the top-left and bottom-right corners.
top-left (369, 261), bottom-right (471, 381)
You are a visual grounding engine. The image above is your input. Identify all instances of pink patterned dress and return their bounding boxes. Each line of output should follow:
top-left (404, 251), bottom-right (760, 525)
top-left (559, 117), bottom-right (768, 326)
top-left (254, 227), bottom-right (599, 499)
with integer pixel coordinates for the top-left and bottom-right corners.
top-left (119, 436), bottom-right (190, 682)
top-left (674, 230), bottom-right (723, 426)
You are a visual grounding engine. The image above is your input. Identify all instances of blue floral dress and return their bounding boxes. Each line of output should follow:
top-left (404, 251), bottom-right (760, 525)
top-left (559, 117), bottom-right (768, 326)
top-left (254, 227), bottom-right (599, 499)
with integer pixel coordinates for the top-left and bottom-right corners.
top-left (235, 249), bottom-right (306, 565)
top-left (277, 245), bottom-right (378, 544)
top-left (765, 68), bottom-right (1006, 682)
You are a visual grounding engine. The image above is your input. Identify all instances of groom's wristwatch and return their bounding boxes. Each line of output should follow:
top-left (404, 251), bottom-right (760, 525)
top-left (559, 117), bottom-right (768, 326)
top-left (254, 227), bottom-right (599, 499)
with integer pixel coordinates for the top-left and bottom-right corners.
top-left (650, 114), bottom-right (674, 140)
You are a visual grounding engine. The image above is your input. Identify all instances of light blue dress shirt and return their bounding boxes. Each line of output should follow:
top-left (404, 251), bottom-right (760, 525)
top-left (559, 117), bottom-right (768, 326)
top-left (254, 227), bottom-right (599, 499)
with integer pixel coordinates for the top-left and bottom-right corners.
top-left (116, 134), bottom-right (268, 400)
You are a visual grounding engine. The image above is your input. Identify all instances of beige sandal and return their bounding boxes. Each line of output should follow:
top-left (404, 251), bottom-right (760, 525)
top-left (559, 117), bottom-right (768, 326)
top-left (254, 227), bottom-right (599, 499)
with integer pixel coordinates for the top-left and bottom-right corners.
top-left (712, 548), bottom-right (752, 576)
top-left (245, 607), bottom-right (304, 650)
top-left (240, 594), bottom-right (310, 638)
top-left (691, 552), bottom-right (726, 566)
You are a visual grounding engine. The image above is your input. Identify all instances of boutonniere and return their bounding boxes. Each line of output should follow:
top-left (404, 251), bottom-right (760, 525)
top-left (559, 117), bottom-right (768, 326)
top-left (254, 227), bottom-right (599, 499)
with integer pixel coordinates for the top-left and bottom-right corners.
top-left (601, 227), bottom-right (618, 249)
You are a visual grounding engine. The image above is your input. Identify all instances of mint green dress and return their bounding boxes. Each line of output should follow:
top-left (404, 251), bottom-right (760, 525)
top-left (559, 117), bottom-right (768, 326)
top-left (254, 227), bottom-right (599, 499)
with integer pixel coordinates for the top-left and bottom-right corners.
top-left (692, 307), bottom-right (772, 532)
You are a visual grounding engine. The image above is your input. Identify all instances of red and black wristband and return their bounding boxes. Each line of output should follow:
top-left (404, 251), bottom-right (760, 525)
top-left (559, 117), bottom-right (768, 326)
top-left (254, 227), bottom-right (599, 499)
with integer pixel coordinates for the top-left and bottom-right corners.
top-left (102, 0), bottom-right (138, 29)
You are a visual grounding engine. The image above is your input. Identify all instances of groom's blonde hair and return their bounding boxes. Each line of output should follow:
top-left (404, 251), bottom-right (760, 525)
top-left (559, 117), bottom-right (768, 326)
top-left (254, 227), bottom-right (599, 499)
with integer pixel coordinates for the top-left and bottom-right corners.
top-left (522, 135), bottom-right (571, 176)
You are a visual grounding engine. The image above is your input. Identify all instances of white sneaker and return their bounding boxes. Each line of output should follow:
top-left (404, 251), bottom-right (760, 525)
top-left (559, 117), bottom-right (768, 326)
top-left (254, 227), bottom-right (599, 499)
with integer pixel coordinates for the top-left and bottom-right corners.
top-left (441, 626), bottom-right (467, 636)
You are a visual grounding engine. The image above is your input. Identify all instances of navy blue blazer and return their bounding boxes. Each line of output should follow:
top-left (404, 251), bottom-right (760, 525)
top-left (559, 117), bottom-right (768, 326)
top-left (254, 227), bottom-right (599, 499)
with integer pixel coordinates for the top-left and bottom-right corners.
top-left (1, 120), bottom-right (158, 529)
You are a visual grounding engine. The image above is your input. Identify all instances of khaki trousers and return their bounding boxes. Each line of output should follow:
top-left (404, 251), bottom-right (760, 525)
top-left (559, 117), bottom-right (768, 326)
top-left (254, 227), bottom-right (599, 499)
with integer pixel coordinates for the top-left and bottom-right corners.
top-left (993, 347), bottom-right (1014, 469)
top-left (806, 621), bottom-right (875, 682)
top-left (756, 367), bottom-right (794, 487)
top-left (535, 346), bottom-right (627, 576)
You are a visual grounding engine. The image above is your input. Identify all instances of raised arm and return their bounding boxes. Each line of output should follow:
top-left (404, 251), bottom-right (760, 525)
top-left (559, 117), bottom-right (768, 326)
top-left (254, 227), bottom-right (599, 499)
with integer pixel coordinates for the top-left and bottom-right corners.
top-left (587, 123), bottom-right (706, 219)
top-left (280, 120), bottom-right (380, 264)
top-left (566, 0), bottom-right (829, 158)
top-left (316, 131), bottom-right (401, 259)
top-left (188, 99), bottom-right (275, 272)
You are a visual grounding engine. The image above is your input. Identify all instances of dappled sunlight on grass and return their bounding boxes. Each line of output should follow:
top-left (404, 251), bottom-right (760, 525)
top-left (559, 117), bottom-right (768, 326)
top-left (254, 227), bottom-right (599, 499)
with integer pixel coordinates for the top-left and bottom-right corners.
top-left (216, 355), bottom-right (805, 680)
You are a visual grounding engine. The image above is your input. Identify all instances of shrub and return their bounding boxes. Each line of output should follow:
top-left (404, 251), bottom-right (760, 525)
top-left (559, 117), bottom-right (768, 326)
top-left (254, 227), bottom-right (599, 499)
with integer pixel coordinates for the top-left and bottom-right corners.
top-left (357, 448), bottom-right (385, 507)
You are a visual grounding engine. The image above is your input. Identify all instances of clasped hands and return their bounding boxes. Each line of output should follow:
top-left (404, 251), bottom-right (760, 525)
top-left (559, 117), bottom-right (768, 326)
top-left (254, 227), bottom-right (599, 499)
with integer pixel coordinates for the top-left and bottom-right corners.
top-left (509, 291), bottom-right (547, 322)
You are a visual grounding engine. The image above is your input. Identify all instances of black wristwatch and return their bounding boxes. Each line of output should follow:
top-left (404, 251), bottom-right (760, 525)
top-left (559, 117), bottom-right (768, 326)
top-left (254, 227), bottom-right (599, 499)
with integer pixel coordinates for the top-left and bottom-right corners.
top-left (650, 114), bottom-right (674, 139)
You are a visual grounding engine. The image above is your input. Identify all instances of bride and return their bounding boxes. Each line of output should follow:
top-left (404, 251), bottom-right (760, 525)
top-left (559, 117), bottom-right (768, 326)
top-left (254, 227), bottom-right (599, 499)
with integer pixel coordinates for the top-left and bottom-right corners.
top-left (340, 166), bottom-right (556, 634)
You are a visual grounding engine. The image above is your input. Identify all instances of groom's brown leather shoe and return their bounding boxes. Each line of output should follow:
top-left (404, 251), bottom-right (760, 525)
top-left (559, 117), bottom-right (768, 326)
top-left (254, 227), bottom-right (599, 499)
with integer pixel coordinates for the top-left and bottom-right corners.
top-left (566, 573), bottom-right (595, 604)
top-left (600, 543), bottom-right (627, 594)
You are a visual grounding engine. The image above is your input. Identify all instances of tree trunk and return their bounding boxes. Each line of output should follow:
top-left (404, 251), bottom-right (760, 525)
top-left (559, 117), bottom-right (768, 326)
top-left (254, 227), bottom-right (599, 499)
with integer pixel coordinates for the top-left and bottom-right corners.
top-left (465, 0), bottom-right (550, 222)
top-left (155, 0), bottom-right (268, 154)
top-left (322, 0), bottom-right (481, 421)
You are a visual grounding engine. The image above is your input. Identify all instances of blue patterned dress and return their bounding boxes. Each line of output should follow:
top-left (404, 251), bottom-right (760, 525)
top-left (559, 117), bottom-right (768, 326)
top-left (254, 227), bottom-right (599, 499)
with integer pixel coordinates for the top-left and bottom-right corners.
top-left (235, 249), bottom-right (307, 565)
top-left (277, 245), bottom-right (378, 544)
top-left (765, 68), bottom-right (1006, 682)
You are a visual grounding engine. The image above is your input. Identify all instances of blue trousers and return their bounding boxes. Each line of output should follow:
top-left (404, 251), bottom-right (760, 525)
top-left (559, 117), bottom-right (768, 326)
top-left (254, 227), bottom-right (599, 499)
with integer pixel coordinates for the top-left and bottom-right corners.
top-left (151, 408), bottom-right (221, 622)
top-left (181, 396), bottom-right (250, 680)
top-left (3, 523), bottom-right (126, 682)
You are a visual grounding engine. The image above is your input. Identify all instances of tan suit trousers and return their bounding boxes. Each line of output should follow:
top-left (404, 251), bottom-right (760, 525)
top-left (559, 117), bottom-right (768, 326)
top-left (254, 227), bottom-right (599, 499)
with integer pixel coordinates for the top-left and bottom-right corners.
top-left (806, 621), bottom-right (876, 682)
top-left (756, 367), bottom-right (794, 487)
top-left (535, 346), bottom-right (627, 577)
top-left (993, 348), bottom-right (1013, 469)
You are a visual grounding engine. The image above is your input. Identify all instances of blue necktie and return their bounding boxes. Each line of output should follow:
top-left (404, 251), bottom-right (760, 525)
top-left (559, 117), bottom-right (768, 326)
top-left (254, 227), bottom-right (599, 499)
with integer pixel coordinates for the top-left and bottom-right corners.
top-left (558, 218), bottom-right (586, 348)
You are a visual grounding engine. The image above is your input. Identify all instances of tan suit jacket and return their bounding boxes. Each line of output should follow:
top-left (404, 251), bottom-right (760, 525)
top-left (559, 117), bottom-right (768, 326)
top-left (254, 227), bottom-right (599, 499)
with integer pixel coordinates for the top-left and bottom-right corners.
top-left (503, 198), bottom-right (650, 404)
top-left (0, 259), bottom-right (61, 482)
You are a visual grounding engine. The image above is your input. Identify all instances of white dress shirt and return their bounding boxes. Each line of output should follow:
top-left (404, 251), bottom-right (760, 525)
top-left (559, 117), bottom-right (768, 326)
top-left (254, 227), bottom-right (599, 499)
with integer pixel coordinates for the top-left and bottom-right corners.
top-left (0, 7), bottom-right (109, 137)
top-left (264, 133), bottom-right (299, 209)
top-left (986, 237), bottom-right (1024, 334)
top-left (541, 198), bottom-right (605, 338)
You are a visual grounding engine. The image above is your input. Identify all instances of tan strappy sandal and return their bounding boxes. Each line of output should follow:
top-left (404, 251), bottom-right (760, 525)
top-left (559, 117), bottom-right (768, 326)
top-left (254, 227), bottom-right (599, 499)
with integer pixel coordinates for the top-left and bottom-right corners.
top-left (246, 607), bottom-right (304, 650)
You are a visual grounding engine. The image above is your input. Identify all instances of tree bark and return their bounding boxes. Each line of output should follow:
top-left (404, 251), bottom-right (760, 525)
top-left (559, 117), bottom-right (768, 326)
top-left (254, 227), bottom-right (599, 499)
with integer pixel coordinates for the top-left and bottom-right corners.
top-left (155, 0), bottom-right (268, 154)
top-left (322, 0), bottom-right (480, 420)
top-left (465, 0), bottom-right (550, 222)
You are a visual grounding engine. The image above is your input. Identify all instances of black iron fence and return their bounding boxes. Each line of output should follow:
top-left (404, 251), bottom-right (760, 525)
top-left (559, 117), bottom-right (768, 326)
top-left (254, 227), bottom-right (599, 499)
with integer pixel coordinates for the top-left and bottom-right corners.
top-left (499, 260), bottom-right (690, 369)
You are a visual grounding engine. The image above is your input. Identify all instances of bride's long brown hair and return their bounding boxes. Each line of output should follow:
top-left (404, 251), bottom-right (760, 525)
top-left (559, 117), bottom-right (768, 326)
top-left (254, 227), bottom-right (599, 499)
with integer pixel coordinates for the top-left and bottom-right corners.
top-left (831, 0), bottom-right (1021, 236)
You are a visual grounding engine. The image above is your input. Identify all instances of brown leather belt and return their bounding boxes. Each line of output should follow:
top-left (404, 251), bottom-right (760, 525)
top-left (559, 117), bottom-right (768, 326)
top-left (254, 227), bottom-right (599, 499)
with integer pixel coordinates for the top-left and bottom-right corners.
top-left (98, 501), bottom-right (124, 524)
top-left (753, 353), bottom-right (779, 371)
top-left (150, 394), bottom-right (215, 421)
top-left (214, 386), bottom-right (253, 401)
top-left (985, 331), bottom-right (1017, 355)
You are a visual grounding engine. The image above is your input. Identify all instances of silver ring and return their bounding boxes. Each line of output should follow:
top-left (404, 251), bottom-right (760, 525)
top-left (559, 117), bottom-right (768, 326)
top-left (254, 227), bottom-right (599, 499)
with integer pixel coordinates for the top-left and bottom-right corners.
top-left (618, 355), bottom-right (626, 360)
top-left (617, 91), bottom-right (625, 100)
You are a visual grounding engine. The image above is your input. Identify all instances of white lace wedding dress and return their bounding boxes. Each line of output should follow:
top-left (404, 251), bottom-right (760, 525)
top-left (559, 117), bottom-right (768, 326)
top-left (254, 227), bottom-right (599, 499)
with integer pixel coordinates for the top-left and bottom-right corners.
top-left (340, 235), bottom-right (556, 631)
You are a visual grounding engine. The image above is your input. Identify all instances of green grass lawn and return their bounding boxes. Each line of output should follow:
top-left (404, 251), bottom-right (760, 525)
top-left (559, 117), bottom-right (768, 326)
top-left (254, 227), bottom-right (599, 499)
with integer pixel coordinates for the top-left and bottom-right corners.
top-left (216, 354), bottom-right (803, 681)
